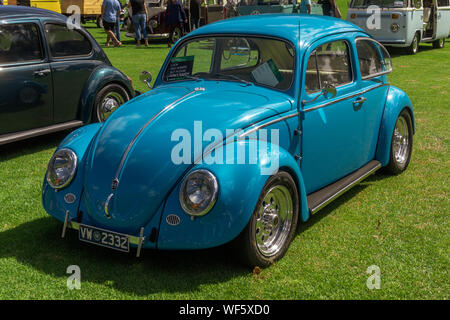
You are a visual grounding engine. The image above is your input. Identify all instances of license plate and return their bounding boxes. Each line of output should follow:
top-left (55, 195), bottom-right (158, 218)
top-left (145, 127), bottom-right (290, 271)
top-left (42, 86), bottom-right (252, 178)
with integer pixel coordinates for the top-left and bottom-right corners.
top-left (78, 224), bottom-right (129, 253)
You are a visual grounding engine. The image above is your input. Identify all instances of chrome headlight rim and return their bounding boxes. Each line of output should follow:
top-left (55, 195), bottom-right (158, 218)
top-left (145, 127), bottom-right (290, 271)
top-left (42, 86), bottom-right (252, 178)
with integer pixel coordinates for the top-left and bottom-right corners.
top-left (179, 169), bottom-right (219, 217)
top-left (391, 23), bottom-right (400, 33)
top-left (46, 148), bottom-right (78, 190)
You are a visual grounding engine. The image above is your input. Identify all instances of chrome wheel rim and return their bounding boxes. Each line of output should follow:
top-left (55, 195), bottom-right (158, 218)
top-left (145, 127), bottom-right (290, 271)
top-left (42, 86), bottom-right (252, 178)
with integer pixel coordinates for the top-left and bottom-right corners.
top-left (413, 36), bottom-right (418, 53)
top-left (98, 91), bottom-right (124, 122)
top-left (255, 185), bottom-right (293, 257)
top-left (392, 116), bottom-right (410, 165)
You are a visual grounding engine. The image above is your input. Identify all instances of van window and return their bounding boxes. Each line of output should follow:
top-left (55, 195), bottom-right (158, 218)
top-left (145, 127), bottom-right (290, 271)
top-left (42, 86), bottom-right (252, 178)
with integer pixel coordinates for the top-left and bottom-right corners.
top-left (437, 0), bottom-right (449, 6)
top-left (305, 40), bottom-right (352, 94)
top-left (356, 38), bottom-right (392, 79)
top-left (45, 24), bottom-right (92, 57)
top-left (0, 23), bottom-right (43, 65)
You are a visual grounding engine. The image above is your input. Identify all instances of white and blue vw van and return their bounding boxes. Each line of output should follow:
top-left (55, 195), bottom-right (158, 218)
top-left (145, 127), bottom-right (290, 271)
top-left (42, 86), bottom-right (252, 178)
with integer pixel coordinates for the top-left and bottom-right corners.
top-left (347, 0), bottom-right (450, 54)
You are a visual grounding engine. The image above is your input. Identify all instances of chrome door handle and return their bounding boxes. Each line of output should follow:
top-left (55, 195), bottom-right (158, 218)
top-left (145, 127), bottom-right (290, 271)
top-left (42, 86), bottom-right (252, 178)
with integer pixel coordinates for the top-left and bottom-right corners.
top-left (33, 69), bottom-right (50, 78)
top-left (353, 96), bottom-right (367, 106)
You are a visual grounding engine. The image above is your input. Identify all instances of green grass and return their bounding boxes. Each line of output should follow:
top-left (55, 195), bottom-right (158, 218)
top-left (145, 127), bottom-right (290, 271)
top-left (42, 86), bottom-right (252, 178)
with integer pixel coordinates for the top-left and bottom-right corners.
top-left (0, 8), bottom-right (449, 299)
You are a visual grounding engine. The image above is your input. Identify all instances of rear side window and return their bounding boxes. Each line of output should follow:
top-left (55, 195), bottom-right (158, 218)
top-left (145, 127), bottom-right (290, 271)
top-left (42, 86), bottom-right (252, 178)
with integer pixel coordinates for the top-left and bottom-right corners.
top-left (305, 40), bottom-right (352, 94)
top-left (356, 38), bottom-right (392, 79)
top-left (45, 24), bottom-right (92, 57)
top-left (0, 23), bottom-right (43, 65)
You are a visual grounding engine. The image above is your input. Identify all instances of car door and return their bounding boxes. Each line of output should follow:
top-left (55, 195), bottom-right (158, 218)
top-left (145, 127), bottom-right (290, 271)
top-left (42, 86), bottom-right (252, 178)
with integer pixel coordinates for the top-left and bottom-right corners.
top-left (354, 37), bottom-right (392, 164)
top-left (43, 22), bottom-right (103, 124)
top-left (300, 38), bottom-right (365, 194)
top-left (0, 21), bottom-right (53, 135)
top-left (435, 0), bottom-right (450, 38)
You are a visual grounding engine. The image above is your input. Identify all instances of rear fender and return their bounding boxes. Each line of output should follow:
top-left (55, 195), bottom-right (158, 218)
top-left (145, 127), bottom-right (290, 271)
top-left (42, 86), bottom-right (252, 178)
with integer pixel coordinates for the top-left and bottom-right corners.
top-left (376, 85), bottom-right (415, 166)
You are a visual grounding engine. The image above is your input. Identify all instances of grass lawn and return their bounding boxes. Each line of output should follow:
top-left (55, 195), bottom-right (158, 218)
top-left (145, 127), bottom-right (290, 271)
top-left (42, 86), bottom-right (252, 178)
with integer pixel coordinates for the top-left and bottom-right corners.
top-left (0, 7), bottom-right (449, 299)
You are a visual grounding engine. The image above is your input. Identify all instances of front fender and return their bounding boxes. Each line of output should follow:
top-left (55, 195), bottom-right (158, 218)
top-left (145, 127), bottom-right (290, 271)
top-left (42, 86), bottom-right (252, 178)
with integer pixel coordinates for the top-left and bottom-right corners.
top-left (157, 139), bottom-right (309, 250)
top-left (79, 66), bottom-right (134, 123)
top-left (376, 85), bottom-right (415, 166)
top-left (42, 123), bottom-right (102, 223)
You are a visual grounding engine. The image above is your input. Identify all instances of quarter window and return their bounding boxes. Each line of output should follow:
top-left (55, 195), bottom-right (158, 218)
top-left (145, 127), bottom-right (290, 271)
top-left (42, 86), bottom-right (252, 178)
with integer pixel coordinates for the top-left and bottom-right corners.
top-left (305, 40), bottom-right (352, 94)
top-left (45, 24), bottom-right (92, 57)
top-left (356, 38), bottom-right (392, 79)
top-left (0, 23), bottom-right (43, 65)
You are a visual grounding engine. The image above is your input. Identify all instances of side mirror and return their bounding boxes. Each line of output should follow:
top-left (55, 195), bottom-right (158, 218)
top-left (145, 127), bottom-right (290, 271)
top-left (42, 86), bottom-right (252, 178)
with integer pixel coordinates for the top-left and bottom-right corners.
top-left (323, 84), bottom-right (337, 98)
top-left (140, 70), bottom-right (152, 89)
top-left (302, 84), bottom-right (337, 105)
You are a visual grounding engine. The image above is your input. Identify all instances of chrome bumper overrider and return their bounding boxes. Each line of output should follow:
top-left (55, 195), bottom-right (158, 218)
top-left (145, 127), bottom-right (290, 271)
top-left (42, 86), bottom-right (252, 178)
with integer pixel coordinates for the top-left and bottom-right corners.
top-left (61, 211), bottom-right (146, 257)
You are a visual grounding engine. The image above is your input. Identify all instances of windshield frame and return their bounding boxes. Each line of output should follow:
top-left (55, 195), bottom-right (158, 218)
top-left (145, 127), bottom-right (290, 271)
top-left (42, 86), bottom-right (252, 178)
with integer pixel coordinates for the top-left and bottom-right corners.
top-left (160, 34), bottom-right (297, 93)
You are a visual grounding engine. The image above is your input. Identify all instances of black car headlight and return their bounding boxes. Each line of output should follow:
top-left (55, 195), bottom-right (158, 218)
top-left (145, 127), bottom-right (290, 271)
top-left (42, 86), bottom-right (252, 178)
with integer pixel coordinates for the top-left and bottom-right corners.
top-left (179, 169), bottom-right (218, 217)
top-left (46, 148), bottom-right (78, 189)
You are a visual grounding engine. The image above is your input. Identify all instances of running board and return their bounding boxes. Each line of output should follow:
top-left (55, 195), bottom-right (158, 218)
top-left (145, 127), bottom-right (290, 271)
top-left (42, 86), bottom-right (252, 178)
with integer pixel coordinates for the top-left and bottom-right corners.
top-left (307, 160), bottom-right (382, 214)
top-left (0, 120), bottom-right (84, 146)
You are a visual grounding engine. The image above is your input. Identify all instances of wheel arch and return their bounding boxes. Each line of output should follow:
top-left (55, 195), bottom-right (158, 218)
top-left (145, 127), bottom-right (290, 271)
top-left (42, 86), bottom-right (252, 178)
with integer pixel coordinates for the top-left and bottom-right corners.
top-left (157, 139), bottom-right (310, 250)
top-left (375, 85), bottom-right (415, 167)
top-left (79, 66), bottom-right (134, 123)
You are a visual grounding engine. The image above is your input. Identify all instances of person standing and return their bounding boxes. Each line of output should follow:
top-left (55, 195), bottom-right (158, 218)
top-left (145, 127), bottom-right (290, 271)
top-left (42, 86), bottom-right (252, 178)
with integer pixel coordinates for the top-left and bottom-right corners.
top-left (319, 0), bottom-right (341, 18)
top-left (299, 0), bottom-right (311, 14)
top-left (189, 0), bottom-right (202, 31)
top-left (114, 0), bottom-right (123, 43)
top-left (128, 0), bottom-right (149, 47)
top-left (166, 0), bottom-right (188, 47)
top-left (101, 0), bottom-right (122, 47)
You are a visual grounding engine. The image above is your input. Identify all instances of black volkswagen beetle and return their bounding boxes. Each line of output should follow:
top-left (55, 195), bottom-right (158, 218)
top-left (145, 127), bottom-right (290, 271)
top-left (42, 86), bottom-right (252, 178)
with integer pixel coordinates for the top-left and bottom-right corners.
top-left (0, 6), bottom-right (134, 145)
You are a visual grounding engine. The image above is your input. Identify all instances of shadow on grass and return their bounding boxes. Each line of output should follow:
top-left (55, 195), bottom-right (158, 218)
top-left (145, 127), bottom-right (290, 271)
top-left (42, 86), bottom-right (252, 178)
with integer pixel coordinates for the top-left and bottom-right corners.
top-left (0, 131), bottom-right (69, 163)
top-left (0, 217), bottom-right (248, 296)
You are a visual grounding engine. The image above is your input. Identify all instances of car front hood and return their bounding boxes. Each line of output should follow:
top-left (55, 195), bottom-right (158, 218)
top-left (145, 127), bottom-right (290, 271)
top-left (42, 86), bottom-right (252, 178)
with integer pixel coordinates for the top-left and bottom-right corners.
top-left (83, 82), bottom-right (292, 233)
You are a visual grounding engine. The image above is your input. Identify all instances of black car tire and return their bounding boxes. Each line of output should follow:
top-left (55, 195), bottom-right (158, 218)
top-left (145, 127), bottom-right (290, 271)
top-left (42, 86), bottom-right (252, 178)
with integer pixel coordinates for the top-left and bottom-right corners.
top-left (432, 38), bottom-right (445, 49)
top-left (385, 109), bottom-right (413, 175)
top-left (93, 84), bottom-right (129, 122)
top-left (235, 171), bottom-right (299, 268)
top-left (406, 33), bottom-right (420, 55)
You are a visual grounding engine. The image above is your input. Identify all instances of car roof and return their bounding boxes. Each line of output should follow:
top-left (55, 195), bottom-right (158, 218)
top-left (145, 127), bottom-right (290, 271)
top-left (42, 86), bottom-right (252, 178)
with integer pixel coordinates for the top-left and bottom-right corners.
top-left (189, 14), bottom-right (366, 48)
top-left (0, 5), bottom-right (66, 21)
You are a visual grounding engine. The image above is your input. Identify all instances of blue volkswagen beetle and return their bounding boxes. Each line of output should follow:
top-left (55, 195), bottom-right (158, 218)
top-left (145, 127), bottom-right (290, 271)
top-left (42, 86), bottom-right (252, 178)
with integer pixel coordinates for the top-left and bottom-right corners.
top-left (42, 14), bottom-right (415, 267)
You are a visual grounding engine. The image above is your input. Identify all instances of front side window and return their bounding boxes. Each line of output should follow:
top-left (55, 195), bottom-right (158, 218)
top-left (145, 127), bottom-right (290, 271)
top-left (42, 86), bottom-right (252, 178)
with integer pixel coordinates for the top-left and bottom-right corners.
top-left (44, 24), bottom-right (92, 57)
top-left (0, 23), bottom-right (43, 65)
top-left (305, 40), bottom-right (352, 94)
top-left (163, 36), bottom-right (295, 91)
top-left (356, 38), bottom-right (392, 79)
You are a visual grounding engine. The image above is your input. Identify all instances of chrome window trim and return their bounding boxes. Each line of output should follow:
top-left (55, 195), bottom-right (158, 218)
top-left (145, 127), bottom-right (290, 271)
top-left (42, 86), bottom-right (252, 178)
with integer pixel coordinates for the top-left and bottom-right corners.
top-left (355, 37), bottom-right (393, 80)
top-left (304, 83), bottom-right (389, 113)
top-left (160, 34), bottom-right (297, 93)
top-left (303, 39), bottom-right (355, 97)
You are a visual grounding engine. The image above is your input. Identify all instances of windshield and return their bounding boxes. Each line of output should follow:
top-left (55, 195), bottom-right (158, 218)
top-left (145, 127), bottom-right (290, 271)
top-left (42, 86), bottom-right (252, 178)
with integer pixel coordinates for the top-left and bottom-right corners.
top-left (350, 0), bottom-right (408, 8)
top-left (162, 36), bottom-right (295, 91)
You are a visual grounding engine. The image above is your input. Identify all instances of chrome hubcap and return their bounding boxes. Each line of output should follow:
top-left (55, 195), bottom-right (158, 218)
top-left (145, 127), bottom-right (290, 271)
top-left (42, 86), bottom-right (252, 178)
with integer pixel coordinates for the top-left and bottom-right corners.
top-left (99, 92), bottom-right (124, 121)
top-left (255, 185), bottom-right (293, 257)
top-left (392, 116), bottom-right (409, 165)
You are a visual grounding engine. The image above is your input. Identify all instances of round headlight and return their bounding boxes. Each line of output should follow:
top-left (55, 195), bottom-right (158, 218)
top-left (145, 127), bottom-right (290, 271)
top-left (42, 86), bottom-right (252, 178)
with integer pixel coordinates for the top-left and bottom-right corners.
top-left (46, 148), bottom-right (77, 189)
top-left (391, 23), bottom-right (400, 33)
top-left (179, 169), bottom-right (218, 216)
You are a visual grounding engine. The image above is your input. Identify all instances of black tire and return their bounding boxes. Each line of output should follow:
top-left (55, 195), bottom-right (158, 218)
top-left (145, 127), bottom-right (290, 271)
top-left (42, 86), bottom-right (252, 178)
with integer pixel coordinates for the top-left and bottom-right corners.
top-left (96, 16), bottom-right (103, 28)
top-left (432, 38), bottom-right (445, 49)
top-left (406, 33), bottom-right (420, 55)
top-left (93, 84), bottom-right (129, 122)
top-left (385, 109), bottom-right (413, 175)
top-left (235, 171), bottom-right (299, 267)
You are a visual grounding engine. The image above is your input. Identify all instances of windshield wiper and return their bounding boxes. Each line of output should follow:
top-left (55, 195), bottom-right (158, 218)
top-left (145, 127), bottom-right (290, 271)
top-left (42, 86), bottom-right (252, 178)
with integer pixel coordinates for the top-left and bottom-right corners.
top-left (183, 75), bottom-right (202, 81)
top-left (212, 73), bottom-right (252, 86)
